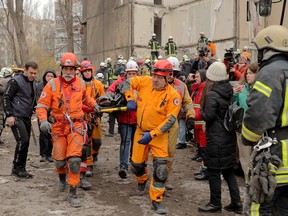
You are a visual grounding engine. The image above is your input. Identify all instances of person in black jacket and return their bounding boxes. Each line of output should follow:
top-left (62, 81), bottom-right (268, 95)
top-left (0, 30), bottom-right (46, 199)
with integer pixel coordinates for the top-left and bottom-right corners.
top-left (36, 68), bottom-right (57, 162)
top-left (4, 62), bottom-right (38, 179)
top-left (198, 62), bottom-right (242, 214)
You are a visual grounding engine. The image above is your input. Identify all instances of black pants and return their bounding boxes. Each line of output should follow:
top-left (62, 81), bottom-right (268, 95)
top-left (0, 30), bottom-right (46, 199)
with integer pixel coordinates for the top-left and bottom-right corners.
top-left (108, 112), bottom-right (118, 134)
top-left (151, 51), bottom-right (159, 61)
top-left (208, 167), bottom-right (241, 206)
top-left (11, 117), bottom-right (31, 169)
top-left (37, 120), bottom-right (52, 157)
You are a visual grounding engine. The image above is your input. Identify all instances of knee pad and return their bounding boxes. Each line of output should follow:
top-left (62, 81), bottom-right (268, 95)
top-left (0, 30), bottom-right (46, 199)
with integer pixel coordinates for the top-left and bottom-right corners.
top-left (130, 160), bottom-right (146, 177)
top-left (153, 158), bottom-right (168, 188)
top-left (81, 144), bottom-right (91, 161)
top-left (92, 138), bottom-right (102, 152)
top-left (54, 160), bottom-right (66, 170)
top-left (68, 157), bottom-right (81, 174)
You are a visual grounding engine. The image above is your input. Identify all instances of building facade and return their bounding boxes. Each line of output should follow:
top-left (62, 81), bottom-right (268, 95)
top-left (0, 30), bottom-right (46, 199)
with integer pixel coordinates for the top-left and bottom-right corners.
top-left (82, 0), bottom-right (288, 66)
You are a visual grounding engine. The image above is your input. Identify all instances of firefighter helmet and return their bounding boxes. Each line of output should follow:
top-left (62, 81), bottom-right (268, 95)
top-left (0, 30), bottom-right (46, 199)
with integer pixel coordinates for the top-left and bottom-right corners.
top-left (100, 62), bottom-right (106, 67)
top-left (126, 60), bottom-right (139, 72)
top-left (80, 60), bottom-right (93, 71)
top-left (253, 25), bottom-right (288, 52)
top-left (152, 33), bottom-right (156, 37)
top-left (61, 53), bottom-right (79, 67)
top-left (167, 56), bottom-right (180, 71)
top-left (168, 36), bottom-right (173, 40)
top-left (152, 60), bottom-right (173, 77)
top-left (158, 55), bottom-right (163, 60)
top-left (0, 67), bottom-right (13, 78)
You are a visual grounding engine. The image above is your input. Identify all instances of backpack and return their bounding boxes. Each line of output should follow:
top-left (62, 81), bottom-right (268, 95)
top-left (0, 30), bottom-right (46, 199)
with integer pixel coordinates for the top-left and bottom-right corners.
top-left (223, 101), bottom-right (244, 133)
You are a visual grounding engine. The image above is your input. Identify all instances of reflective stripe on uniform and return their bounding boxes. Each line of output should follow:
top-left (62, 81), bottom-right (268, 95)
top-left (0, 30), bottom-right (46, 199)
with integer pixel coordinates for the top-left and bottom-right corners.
top-left (277, 140), bottom-right (288, 175)
top-left (242, 124), bottom-right (262, 142)
top-left (160, 115), bottom-right (177, 133)
top-left (275, 175), bottom-right (288, 184)
top-left (183, 105), bottom-right (193, 112)
top-left (35, 103), bottom-right (49, 109)
top-left (193, 104), bottom-right (201, 108)
top-left (281, 80), bottom-right (288, 126)
top-left (80, 79), bottom-right (85, 88)
top-left (195, 120), bottom-right (205, 125)
top-left (250, 202), bottom-right (260, 216)
top-left (253, 81), bottom-right (272, 97)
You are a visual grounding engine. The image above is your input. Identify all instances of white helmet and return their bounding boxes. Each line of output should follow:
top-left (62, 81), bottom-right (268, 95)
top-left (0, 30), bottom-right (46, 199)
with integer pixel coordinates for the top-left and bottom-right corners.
top-left (144, 59), bottom-right (151, 64)
top-left (168, 36), bottom-right (173, 40)
top-left (122, 59), bottom-right (127, 66)
top-left (117, 59), bottom-right (123, 64)
top-left (243, 46), bottom-right (248, 51)
top-left (118, 55), bottom-right (123, 60)
top-left (100, 62), bottom-right (106, 67)
top-left (96, 73), bottom-right (104, 79)
top-left (0, 67), bottom-right (13, 78)
top-left (126, 60), bottom-right (139, 72)
top-left (105, 57), bottom-right (112, 63)
top-left (158, 55), bottom-right (163, 60)
top-left (152, 33), bottom-right (156, 37)
top-left (167, 56), bottom-right (180, 71)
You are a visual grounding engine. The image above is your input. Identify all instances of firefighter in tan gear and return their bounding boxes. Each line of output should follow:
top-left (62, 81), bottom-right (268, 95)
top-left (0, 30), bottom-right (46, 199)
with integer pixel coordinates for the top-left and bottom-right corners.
top-left (166, 56), bottom-right (195, 188)
top-left (121, 59), bottom-right (181, 214)
top-left (79, 60), bottom-right (105, 189)
top-left (241, 25), bottom-right (288, 215)
top-left (36, 53), bottom-right (97, 208)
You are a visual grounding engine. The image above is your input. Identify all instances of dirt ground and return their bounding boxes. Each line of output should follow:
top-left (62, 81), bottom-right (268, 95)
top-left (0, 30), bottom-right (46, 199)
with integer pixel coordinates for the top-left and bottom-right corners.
top-left (0, 114), bottom-right (245, 216)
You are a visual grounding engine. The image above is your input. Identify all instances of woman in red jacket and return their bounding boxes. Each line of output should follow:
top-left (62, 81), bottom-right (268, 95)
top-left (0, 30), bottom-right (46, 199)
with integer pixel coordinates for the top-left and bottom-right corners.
top-left (230, 55), bottom-right (249, 81)
top-left (191, 69), bottom-right (208, 180)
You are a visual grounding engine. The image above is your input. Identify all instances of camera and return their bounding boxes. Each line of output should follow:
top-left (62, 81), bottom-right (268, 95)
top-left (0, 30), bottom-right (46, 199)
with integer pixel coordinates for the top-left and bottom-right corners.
top-left (224, 48), bottom-right (236, 81)
top-left (197, 46), bottom-right (209, 58)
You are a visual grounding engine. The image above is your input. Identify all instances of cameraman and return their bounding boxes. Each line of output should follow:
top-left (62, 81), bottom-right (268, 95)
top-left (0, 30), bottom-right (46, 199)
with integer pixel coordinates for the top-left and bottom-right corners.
top-left (229, 55), bottom-right (249, 81)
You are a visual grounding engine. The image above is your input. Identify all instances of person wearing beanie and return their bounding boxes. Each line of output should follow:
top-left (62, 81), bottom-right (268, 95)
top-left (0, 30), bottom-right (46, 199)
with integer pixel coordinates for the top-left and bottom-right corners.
top-left (36, 68), bottom-right (57, 163)
top-left (198, 62), bottom-right (242, 213)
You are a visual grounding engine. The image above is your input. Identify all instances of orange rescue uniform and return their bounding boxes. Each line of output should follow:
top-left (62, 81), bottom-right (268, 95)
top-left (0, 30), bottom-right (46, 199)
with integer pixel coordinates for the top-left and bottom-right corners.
top-left (36, 76), bottom-right (96, 186)
top-left (123, 76), bottom-right (181, 202)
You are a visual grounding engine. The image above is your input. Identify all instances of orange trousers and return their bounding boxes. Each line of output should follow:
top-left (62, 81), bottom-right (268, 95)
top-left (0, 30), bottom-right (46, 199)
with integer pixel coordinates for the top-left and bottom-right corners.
top-left (52, 121), bottom-right (84, 186)
top-left (131, 127), bottom-right (169, 202)
top-left (86, 117), bottom-right (102, 166)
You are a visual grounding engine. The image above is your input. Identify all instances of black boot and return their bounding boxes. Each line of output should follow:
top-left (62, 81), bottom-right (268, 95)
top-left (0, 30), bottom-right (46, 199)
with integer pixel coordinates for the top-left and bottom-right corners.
top-left (151, 201), bottom-right (168, 214)
top-left (136, 180), bottom-right (147, 196)
top-left (68, 186), bottom-right (81, 208)
top-left (224, 202), bottom-right (243, 214)
top-left (59, 174), bottom-right (66, 192)
top-left (198, 203), bottom-right (222, 213)
top-left (12, 167), bottom-right (33, 179)
top-left (176, 143), bottom-right (187, 149)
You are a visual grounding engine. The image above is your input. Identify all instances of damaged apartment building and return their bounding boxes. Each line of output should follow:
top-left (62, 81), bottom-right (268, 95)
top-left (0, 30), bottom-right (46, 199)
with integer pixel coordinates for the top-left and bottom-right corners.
top-left (81, 0), bottom-right (288, 65)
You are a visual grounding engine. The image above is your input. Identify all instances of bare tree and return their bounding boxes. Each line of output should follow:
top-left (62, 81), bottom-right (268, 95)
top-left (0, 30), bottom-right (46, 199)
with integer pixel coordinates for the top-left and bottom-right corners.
top-left (42, 0), bottom-right (54, 20)
top-left (5, 0), bottom-right (29, 66)
top-left (58, 0), bottom-right (74, 52)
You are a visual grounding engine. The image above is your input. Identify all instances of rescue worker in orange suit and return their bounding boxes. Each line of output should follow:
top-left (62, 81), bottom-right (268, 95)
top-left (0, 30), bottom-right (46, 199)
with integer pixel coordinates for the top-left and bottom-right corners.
top-left (207, 39), bottom-right (217, 58)
top-left (79, 60), bottom-right (105, 189)
top-left (166, 57), bottom-right (195, 189)
top-left (36, 53), bottom-right (97, 208)
top-left (120, 59), bottom-right (181, 214)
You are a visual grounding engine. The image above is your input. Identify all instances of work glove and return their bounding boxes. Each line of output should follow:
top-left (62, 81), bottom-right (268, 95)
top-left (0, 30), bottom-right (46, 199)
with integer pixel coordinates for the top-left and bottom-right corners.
top-left (40, 120), bottom-right (52, 133)
top-left (138, 132), bottom-right (152, 145)
top-left (250, 175), bottom-right (266, 204)
top-left (127, 100), bottom-right (137, 111)
top-left (186, 118), bottom-right (195, 130)
top-left (94, 104), bottom-right (101, 113)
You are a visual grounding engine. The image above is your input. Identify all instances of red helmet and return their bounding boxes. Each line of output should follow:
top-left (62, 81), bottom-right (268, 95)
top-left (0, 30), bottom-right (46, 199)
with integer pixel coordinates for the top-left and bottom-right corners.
top-left (61, 53), bottom-right (79, 67)
top-left (151, 59), bottom-right (173, 76)
top-left (80, 60), bottom-right (94, 72)
top-left (137, 59), bottom-right (144, 66)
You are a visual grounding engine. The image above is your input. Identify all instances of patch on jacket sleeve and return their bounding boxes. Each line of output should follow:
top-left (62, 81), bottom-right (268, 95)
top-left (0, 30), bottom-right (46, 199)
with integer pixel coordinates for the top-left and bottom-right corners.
top-left (40, 92), bottom-right (47, 98)
top-left (173, 98), bottom-right (180, 106)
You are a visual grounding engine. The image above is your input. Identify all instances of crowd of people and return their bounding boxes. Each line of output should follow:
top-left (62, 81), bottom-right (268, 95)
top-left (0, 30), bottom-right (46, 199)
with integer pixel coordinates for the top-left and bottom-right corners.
top-left (0, 24), bottom-right (287, 215)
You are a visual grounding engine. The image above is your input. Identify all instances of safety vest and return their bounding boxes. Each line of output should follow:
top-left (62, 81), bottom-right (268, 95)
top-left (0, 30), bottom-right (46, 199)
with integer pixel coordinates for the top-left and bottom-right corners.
top-left (149, 39), bottom-right (160, 52)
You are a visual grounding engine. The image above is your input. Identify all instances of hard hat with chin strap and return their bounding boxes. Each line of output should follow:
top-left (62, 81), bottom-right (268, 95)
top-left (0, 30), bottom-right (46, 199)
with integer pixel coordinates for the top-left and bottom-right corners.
top-left (151, 60), bottom-right (173, 77)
